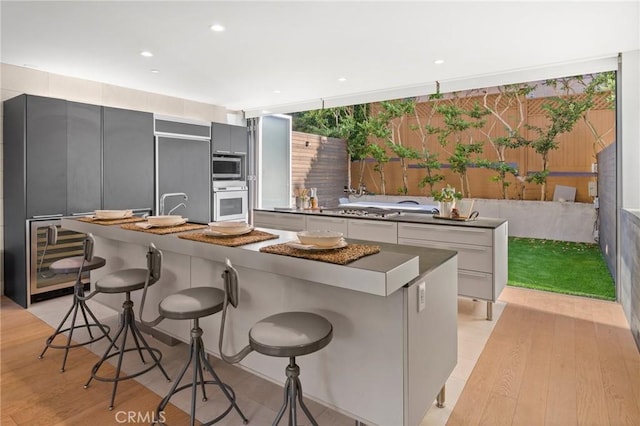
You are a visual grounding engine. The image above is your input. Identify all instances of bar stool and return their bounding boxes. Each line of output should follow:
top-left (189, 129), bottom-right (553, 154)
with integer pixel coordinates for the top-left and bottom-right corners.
top-left (138, 274), bottom-right (249, 425)
top-left (83, 243), bottom-right (171, 410)
top-left (39, 227), bottom-right (112, 372)
top-left (218, 259), bottom-right (333, 426)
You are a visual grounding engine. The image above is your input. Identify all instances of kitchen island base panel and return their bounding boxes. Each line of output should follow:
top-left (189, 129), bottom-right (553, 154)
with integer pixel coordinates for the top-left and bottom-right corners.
top-left (66, 219), bottom-right (458, 426)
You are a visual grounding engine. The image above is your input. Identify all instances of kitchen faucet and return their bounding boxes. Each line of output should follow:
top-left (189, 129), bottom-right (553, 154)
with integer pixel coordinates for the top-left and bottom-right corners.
top-left (160, 192), bottom-right (188, 215)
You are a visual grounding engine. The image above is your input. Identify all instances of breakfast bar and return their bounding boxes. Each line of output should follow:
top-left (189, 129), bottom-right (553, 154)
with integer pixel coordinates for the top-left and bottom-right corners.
top-left (62, 218), bottom-right (458, 426)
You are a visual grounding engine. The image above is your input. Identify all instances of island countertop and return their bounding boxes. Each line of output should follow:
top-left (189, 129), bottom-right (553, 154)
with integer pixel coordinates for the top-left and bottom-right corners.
top-left (62, 218), bottom-right (455, 296)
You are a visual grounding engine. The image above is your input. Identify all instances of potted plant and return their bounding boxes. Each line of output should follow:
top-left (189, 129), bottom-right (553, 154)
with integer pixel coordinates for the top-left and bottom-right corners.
top-left (432, 185), bottom-right (462, 217)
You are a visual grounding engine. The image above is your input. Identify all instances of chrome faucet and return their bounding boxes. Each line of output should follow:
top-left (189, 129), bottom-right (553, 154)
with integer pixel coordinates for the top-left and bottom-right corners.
top-left (159, 192), bottom-right (188, 215)
top-left (168, 202), bottom-right (187, 215)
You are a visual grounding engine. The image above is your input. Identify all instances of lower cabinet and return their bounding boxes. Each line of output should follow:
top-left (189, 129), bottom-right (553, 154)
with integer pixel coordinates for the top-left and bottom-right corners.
top-left (253, 211), bottom-right (306, 231)
top-left (306, 216), bottom-right (348, 234)
top-left (348, 219), bottom-right (398, 243)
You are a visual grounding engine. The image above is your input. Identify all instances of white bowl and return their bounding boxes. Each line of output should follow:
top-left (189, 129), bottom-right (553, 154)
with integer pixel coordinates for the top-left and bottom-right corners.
top-left (95, 209), bottom-right (132, 219)
top-left (208, 221), bottom-right (250, 234)
top-left (297, 230), bottom-right (344, 247)
top-left (147, 215), bottom-right (184, 226)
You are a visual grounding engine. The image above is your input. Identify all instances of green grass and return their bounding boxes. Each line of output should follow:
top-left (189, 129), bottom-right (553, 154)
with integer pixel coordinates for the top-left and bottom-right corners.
top-left (508, 237), bottom-right (615, 301)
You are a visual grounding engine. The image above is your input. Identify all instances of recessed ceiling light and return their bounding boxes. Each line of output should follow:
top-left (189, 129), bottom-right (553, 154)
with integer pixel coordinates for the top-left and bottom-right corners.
top-left (210, 24), bottom-right (225, 32)
top-left (338, 77), bottom-right (347, 82)
top-left (141, 51), bottom-right (153, 57)
top-left (273, 90), bottom-right (281, 94)
top-left (151, 69), bottom-right (160, 74)
top-left (434, 59), bottom-right (445, 65)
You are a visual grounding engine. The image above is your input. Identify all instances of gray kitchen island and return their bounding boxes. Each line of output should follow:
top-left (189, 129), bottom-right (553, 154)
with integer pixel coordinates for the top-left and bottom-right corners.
top-left (63, 218), bottom-right (458, 426)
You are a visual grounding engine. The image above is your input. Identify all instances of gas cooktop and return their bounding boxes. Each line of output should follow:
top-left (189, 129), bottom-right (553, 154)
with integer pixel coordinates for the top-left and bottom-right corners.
top-left (331, 207), bottom-right (403, 218)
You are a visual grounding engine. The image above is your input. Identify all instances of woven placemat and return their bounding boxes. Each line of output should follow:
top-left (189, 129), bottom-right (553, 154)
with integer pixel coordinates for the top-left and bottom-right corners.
top-left (120, 222), bottom-right (208, 235)
top-left (259, 242), bottom-right (380, 265)
top-left (77, 216), bottom-right (145, 225)
top-left (178, 230), bottom-right (279, 247)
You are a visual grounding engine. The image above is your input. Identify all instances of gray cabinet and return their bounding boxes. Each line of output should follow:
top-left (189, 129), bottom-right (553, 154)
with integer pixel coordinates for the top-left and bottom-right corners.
top-left (25, 96), bottom-right (68, 217)
top-left (67, 102), bottom-right (102, 214)
top-left (156, 136), bottom-right (210, 223)
top-left (212, 122), bottom-right (247, 154)
top-left (103, 107), bottom-right (154, 211)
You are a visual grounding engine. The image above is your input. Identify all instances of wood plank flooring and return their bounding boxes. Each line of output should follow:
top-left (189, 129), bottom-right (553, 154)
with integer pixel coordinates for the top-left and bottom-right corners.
top-left (0, 296), bottom-right (193, 426)
top-left (3, 286), bottom-right (639, 426)
top-left (448, 287), bottom-right (640, 426)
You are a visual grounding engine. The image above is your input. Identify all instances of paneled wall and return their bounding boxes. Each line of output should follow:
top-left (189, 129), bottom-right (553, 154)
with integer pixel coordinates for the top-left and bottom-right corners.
top-left (598, 143), bottom-right (617, 280)
top-left (291, 131), bottom-right (348, 208)
top-left (620, 210), bottom-right (640, 350)
top-left (0, 63), bottom-right (230, 295)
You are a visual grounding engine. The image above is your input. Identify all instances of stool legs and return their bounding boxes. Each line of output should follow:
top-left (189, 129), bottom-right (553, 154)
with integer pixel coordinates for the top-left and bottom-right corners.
top-left (84, 292), bottom-right (170, 410)
top-left (273, 357), bottom-right (318, 426)
top-left (156, 319), bottom-right (248, 426)
top-left (39, 280), bottom-right (112, 372)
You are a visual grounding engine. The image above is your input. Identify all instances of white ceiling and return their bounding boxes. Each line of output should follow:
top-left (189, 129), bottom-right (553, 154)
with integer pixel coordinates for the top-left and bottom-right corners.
top-left (2, 1), bottom-right (639, 115)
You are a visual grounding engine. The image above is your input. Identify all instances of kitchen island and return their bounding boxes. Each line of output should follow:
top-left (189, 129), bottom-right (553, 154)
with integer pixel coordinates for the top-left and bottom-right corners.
top-left (63, 218), bottom-right (458, 426)
top-left (254, 207), bottom-right (508, 320)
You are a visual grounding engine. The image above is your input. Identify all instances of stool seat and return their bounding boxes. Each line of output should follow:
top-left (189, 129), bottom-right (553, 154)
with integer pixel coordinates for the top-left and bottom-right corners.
top-left (249, 312), bottom-right (333, 358)
top-left (50, 255), bottom-right (106, 274)
top-left (159, 287), bottom-right (225, 320)
top-left (95, 268), bottom-right (147, 293)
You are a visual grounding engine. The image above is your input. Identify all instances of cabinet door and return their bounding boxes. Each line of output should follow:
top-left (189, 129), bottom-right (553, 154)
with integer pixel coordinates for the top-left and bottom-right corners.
top-left (211, 122), bottom-right (231, 153)
top-left (157, 136), bottom-right (210, 223)
top-left (103, 107), bottom-right (154, 211)
top-left (230, 125), bottom-right (248, 154)
top-left (306, 216), bottom-right (348, 234)
top-left (26, 96), bottom-right (67, 217)
top-left (348, 219), bottom-right (398, 243)
top-left (67, 102), bottom-right (102, 214)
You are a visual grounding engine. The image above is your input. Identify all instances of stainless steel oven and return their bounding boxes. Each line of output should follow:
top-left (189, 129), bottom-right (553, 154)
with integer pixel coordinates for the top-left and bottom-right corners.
top-left (212, 155), bottom-right (244, 180)
top-left (212, 183), bottom-right (248, 222)
top-left (28, 217), bottom-right (88, 302)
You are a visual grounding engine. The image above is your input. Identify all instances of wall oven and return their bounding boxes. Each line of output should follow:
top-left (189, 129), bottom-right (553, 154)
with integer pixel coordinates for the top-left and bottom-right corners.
top-left (28, 217), bottom-right (88, 303)
top-left (212, 155), bottom-right (243, 180)
top-left (212, 183), bottom-right (248, 222)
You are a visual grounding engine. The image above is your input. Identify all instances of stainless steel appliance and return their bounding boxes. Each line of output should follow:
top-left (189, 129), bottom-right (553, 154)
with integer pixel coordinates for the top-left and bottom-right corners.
top-left (212, 182), bottom-right (248, 222)
top-left (212, 155), bottom-right (244, 180)
top-left (332, 207), bottom-right (404, 218)
top-left (28, 216), bottom-right (88, 303)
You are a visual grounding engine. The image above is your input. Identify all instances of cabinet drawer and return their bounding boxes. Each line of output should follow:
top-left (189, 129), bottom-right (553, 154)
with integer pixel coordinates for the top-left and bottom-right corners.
top-left (398, 238), bottom-right (493, 273)
top-left (348, 219), bottom-right (397, 243)
top-left (458, 270), bottom-right (493, 301)
top-left (253, 212), bottom-right (305, 231)
top-left (306, 216), bottom-right (348, 234)
top-left (398, 223), bottom-right (492, 246)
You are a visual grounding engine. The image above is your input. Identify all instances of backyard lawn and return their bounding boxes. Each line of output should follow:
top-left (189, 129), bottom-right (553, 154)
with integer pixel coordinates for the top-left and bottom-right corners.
top-left (508, 237), bottom-right (616, 301)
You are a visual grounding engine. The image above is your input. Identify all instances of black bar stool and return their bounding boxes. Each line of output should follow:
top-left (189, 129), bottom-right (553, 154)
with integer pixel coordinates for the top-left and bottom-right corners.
top-left (39, 227), bottom-right (112, 372)
top-left (218, 259), bottom-right (333, 426)
top-left (138, 273), bottom-right (248, 425)
top-left (83, 243), bottom-right (170, 410)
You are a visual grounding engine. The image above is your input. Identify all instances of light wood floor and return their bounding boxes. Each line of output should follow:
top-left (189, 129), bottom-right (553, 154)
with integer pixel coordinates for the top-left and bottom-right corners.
top-left (0, 296), bottom-right (195, 426)
top-left (448, 287), bottom-right (640, 426)
top-left (2, 287), bottom-right (639, 426)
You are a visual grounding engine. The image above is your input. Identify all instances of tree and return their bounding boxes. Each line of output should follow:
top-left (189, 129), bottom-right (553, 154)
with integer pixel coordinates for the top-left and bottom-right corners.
top-left (478, 83), bottom-right (535, 199)
top-left (432, 97), bottom-right (488, 197)
top-left (367, 99), bottom-right (421, 194)
top-left (518, 78), bottom-right (592, 200)
top-left (411, 94), bottom-right (445, 194)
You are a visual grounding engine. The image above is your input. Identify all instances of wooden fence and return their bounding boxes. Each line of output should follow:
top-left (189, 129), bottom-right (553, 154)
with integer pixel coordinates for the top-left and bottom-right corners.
top-left (351, 93), bottom-right (615, 202)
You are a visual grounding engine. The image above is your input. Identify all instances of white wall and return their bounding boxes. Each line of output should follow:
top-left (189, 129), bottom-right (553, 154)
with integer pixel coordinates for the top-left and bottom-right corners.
top-left (0, 63), bottom-right (233, 295)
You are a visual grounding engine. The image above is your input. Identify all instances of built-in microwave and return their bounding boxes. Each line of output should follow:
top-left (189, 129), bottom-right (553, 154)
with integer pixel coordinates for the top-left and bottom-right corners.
top-left (212, 155), bottom-right (243, 179)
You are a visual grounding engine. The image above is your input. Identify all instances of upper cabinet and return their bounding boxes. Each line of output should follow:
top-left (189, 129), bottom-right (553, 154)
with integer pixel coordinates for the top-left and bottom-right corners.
top-left (103, 107), bottom-right (154, 211)
top-left (4, 95), bottom-right (102, 218)
top-left (67, 102), bottom-right (102, 215)
top-left (212, 122), bottom-right (247, 155)
top-left (25, 96), bottom-right (68, 217)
